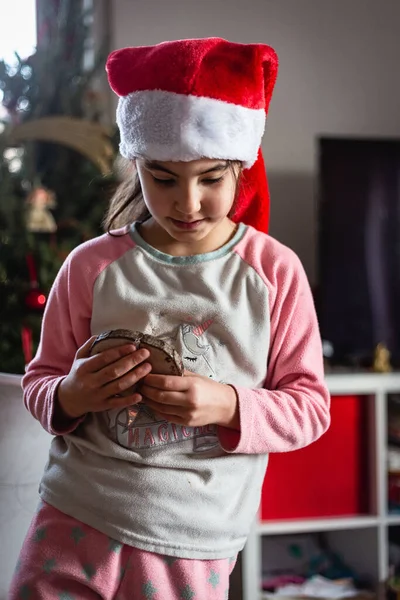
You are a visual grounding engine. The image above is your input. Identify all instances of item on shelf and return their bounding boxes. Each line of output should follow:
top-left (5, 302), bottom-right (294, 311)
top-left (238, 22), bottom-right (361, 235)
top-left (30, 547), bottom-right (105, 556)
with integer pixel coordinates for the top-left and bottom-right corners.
top-left (388, 542), bottom-right (400, 599)
top-left (386, 563), bottom-right (400, 600)
top-left (262, 574), bottom-right (305, 593)
top-left (261, 596), bottom-right (374, 600)
top-left (262, 534), bottom-right (358, 595)
top-left (372, 343), bottom-right (392, 373)
top-left (261, 575), bottom-right (374, 599)
top-left (305, 549), bottom-right (355, 581)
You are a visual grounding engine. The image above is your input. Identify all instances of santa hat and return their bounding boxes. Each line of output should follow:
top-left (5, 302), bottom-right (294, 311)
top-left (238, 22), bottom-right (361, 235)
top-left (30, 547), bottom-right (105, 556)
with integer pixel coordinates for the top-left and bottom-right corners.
top-left (106, 37), bottom-right (278, 232)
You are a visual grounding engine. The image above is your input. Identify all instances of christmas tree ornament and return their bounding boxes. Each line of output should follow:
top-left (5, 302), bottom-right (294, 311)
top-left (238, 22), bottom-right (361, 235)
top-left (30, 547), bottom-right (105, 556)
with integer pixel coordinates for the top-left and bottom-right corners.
top-left (24, 289), bottom-right (47, 310)
top-left (21, 254), bottom-right (47, 367)
top-left (25, 186), bottom-right (57, 233)
top-left (21, 325), bottom-right (33, 366)
top-left (24, 254), bottom-right (47, 311)
top-left (90, 329), bottom-right (184, 397)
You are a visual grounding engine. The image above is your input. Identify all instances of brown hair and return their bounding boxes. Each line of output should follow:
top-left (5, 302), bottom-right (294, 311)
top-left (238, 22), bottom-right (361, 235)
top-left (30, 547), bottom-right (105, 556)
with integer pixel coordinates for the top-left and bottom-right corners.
top-left (103, 160), bottom-right (149, 232)
top-left (103, 159), bottom-right (243, 234)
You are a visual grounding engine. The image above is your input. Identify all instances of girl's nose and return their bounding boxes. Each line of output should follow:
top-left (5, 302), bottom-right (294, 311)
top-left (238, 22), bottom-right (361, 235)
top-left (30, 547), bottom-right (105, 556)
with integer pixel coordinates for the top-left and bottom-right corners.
top-left (175, 185), bottom-right (201, 215)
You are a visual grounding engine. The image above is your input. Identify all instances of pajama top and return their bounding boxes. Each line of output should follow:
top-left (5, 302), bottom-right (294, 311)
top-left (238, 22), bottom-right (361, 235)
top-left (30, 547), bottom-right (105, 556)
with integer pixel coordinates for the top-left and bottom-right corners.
top-left (22, 222), bottom-right (330, 559)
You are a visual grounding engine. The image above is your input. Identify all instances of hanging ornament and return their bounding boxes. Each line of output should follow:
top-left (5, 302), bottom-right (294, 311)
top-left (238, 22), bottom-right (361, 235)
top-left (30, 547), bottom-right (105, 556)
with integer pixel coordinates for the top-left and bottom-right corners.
top-left (25, 186), bottom-right (57, 233)
top-left (21, 325), bottom-right (33, 366)
top-left (24, 253), bottom-right (47, 311)
top-left (21, 254), bottom-right (47, 366)
top-left (25, 289), bottom-right (47, 310)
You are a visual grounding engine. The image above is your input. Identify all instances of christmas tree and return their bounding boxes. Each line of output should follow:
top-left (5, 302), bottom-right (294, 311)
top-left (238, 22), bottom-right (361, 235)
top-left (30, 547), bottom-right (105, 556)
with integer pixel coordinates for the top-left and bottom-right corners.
top-left (0, 0), bottom-right (117, 374)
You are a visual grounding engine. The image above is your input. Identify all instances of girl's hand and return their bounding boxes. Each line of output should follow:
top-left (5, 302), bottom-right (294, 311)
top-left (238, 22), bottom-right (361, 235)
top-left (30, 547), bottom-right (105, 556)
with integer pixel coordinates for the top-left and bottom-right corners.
top-left (57, 337), bottom-right (152, 419)
top-left (140, 372), bottom-right (239, 429)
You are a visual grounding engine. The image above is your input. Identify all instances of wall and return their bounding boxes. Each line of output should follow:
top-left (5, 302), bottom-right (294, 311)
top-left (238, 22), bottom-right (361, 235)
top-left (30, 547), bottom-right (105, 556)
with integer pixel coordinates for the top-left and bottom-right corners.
top-left (109, 0), bottom-right (400, 284)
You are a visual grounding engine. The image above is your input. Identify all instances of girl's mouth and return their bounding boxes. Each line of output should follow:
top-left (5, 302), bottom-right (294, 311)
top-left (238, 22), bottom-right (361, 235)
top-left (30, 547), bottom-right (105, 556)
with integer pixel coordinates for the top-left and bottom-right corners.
top-left (170, 218), bottom-right (204, 230)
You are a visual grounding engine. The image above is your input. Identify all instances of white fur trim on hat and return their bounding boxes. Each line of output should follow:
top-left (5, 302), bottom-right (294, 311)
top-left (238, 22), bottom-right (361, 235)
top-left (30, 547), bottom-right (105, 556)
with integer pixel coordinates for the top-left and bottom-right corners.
top-left (116, 90), bottom-right (265, 168)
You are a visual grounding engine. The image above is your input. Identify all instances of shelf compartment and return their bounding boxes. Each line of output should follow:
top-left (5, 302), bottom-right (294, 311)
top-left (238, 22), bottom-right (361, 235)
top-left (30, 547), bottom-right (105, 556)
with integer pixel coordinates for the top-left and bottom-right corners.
top-left (260, 395), bottom-right (373, 521)
top-left (261, 528), bottom-right (379, 596)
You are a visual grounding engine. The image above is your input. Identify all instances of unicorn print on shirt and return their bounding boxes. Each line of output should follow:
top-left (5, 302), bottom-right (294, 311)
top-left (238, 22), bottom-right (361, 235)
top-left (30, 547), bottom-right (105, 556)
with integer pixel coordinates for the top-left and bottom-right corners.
top-left (176, 318), bottom-right (217, 379)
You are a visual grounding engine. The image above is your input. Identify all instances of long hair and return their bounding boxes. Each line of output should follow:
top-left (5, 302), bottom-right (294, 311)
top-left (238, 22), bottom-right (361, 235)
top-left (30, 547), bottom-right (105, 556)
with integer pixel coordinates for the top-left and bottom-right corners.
top-left (103, 160), bottom-right (149, 232)
top-left (103, 159), bottom-right (243, 234)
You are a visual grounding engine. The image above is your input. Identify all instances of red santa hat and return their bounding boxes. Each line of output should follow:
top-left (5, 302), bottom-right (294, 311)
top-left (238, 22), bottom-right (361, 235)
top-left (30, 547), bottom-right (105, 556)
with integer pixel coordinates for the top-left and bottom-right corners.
top-left (106, 37), bottom-right (278, 232)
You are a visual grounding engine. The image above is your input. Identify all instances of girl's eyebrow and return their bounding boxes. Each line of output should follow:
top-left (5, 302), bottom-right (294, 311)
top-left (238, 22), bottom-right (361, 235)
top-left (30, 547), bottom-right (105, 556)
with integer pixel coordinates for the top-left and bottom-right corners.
top-left (144, 161), bottom-right (229, 176)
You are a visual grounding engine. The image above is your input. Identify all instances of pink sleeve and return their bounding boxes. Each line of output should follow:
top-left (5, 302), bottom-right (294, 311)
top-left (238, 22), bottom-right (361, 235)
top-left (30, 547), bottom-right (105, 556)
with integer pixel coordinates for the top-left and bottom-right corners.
top-left (22, 250), bottom-right (92, 435)
top-left (218, 238), bottom-right (330, 454)
top-left (22, 230), bottom-right (134, 436)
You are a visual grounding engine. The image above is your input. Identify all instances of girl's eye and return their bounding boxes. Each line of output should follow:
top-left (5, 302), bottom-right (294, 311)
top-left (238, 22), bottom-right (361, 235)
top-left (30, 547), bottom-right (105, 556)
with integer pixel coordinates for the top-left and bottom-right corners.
top-left (202, 176), bottom-right (224, 185)
top-left (153, 177), bottom-right (176, 186)
top-left (152, 175), bottom-right (224, 186)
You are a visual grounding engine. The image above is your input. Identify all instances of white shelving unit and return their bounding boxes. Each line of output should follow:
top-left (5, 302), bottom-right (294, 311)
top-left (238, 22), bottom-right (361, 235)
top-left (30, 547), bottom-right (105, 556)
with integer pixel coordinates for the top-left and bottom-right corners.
top-left (242, 372), bottom-right (400, 600)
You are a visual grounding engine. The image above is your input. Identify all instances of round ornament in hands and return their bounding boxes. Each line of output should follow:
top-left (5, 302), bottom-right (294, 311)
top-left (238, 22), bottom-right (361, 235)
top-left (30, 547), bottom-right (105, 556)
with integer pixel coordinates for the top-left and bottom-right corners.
top-left (89, 329), bottom-right (184, 396)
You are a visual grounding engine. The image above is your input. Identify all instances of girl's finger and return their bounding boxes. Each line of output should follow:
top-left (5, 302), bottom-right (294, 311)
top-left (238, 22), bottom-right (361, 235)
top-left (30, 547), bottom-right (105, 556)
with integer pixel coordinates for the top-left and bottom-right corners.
top-left (145, 399), bottom-right (183, 418)
top-left (100, 361), bottom-right (152, 400)
top-left (94, 348), bottom-right (150, 386)
top-left (142, 373), bottom-right (190, 392)
top-left (83, 344), bottom-right (143, 374)
top-left (140, 385), bottom-right (186, 405)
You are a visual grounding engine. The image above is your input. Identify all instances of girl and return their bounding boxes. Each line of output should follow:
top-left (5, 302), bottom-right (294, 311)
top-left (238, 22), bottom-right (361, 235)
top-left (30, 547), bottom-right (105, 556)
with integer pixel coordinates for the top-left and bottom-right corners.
top-left (9, 38), bottom-right (330, 600)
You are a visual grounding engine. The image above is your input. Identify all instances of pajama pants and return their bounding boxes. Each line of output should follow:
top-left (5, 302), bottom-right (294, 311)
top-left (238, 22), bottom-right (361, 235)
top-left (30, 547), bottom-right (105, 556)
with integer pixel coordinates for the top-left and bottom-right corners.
top-left (9, 500), bottom-right (237, 600)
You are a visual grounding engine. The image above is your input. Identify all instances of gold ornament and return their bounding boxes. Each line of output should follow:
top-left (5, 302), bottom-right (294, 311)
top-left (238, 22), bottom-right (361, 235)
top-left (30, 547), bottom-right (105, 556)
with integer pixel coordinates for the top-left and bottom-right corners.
top-left (372, 343), bottom-right (392, 373)
top-left (7, 116), bottom-right (114, 175)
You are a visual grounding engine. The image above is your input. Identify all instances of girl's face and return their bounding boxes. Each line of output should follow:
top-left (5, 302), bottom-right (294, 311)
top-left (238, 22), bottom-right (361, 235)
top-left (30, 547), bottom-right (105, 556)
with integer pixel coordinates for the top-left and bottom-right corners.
top-left (135, 158), bottom-right (241, 255)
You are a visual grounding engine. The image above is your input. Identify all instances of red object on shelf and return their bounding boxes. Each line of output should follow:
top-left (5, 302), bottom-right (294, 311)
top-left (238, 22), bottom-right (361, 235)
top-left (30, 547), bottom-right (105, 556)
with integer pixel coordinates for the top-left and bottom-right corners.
top-left (260, 395), bottom-right (369, 520)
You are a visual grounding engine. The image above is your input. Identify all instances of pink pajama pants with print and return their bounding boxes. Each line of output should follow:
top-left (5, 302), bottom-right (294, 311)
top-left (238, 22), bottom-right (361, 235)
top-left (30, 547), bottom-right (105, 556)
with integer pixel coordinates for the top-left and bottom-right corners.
top-left (9, 501), bottom-right (237, 600)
